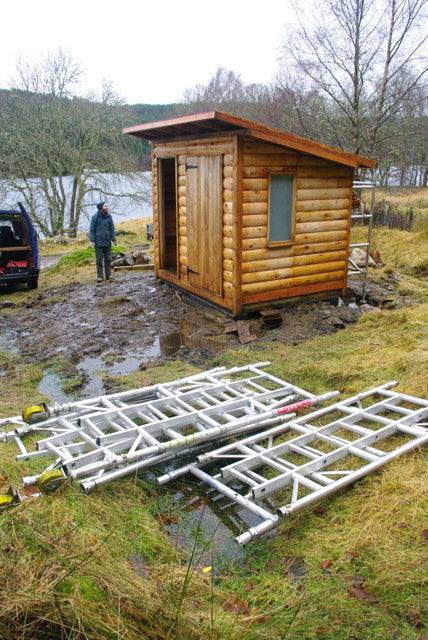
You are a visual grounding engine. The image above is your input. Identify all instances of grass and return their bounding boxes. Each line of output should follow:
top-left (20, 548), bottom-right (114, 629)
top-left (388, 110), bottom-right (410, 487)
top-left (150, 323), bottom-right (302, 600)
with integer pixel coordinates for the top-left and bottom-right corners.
top-left (39, 217), bottom-right (152, 256)
top-left (0, 222), bottom-right (427, 639)
top-left (367, 186), bottom-right (428, 220)
top-left (351, 224), bottom-right (428, 301)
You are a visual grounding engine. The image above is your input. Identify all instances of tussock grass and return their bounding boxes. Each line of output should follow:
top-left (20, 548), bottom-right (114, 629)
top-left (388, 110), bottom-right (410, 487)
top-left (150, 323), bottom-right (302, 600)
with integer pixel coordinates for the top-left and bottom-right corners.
top-left (351, 224), bottom-right (428, 275)
top-left (0, 224), bottom-right (427, 639)
top-left (363, 187), bottom-right (428, 224)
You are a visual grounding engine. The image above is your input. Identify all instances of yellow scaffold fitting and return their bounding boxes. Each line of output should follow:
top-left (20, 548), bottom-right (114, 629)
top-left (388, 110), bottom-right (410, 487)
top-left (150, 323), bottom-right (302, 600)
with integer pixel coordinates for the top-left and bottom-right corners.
top-left (22, 405), bottom-right (47, 425)
top-left (36, 469), bottom-right (67, 493)
top-left (0, 494), bottom-right (15, 510)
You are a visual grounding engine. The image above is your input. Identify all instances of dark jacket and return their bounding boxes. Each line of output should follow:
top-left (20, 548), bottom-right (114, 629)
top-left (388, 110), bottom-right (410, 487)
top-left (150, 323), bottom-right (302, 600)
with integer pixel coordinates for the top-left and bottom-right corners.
top-left (89, 212), bottom-right (116, 246)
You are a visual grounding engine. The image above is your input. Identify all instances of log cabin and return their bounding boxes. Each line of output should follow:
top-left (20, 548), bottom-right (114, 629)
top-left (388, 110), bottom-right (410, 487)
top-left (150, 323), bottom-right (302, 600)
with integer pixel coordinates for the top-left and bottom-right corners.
top-left (124, 111), bottom-right (376, 316)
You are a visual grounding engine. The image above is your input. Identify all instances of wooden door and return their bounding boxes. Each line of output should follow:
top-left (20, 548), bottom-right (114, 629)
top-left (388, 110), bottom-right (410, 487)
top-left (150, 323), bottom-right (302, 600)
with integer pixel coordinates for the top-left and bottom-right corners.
top-left (186, 155), bottom-right (223, 295)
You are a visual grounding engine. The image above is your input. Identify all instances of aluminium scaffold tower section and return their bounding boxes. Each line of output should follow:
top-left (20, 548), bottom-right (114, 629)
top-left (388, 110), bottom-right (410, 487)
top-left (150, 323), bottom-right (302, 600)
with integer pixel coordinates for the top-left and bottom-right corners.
top-left (349, 180), bottom-right (376, 302)
top-left (158, 382), bottom-right (428, 544)
top-left (6, 363), bottom-right (336, 492)
top-left (0, 362), bottom-right (277, 440)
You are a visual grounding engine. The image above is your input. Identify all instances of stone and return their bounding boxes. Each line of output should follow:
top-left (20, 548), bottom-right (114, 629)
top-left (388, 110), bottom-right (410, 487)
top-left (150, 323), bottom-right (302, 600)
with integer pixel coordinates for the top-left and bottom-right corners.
top-left (349, 247), bottom-right (377, 268)
top-left (0, 300), bottom-right (16, 309)
top-left (124, 253), bottom-right (134, 266)
top-left (326, 316), bottom-right (345, 328)
top-left (382, 299), bottom-right (399, 309)
top-left (360, 303), bottom-right (381, 313)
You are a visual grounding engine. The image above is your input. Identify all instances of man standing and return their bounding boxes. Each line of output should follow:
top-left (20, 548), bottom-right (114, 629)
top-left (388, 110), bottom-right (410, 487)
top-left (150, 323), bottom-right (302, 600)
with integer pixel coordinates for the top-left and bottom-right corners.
top-left (89, 202), bottom-right (116, 283)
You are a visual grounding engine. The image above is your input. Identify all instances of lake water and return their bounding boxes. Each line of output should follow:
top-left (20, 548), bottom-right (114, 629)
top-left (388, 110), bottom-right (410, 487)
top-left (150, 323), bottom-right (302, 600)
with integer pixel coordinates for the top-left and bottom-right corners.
top-left (0, 171), bottom-right (153, 235)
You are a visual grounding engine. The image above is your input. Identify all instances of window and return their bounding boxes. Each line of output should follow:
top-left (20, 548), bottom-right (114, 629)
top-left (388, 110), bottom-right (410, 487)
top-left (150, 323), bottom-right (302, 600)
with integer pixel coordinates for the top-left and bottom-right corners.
top-left (268, 174), bottom-right (295, 245)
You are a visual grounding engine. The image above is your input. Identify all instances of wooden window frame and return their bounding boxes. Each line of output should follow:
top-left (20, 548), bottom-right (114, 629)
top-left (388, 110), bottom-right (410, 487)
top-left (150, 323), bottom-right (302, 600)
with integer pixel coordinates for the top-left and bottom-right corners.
top-left (267, 169), bottom-right (297, 248)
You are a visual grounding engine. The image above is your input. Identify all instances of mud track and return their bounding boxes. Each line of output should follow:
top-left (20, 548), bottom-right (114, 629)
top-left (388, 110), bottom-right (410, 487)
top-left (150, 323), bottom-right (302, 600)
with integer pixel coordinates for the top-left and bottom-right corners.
top-left (2, 271), bottom-right (397, 401)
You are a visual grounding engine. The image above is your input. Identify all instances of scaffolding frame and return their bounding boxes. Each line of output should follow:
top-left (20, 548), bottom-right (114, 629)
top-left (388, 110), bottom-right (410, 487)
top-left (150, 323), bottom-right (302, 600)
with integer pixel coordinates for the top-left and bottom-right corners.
top-left (3, 362), bottom-right (335, 492)
top-left (159, 383), bottom-right (427, 544)
top-left (348, 180), bottom-right (376, 301)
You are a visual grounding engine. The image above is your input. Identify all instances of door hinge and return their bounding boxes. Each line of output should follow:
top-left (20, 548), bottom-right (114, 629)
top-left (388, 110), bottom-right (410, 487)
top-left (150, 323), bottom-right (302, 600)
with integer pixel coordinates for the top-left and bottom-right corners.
top-left (187, 266), bottom-right (199, 275)
top-left (186, 164), bottom-right (198, 170)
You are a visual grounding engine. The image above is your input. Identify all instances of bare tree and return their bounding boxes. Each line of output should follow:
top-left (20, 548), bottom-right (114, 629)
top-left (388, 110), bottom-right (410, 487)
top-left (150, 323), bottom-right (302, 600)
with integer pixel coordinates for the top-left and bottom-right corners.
top-left (281, 0), bottom-right (427, 157)
top-left (0, 50), bottom-right (149, 237)
top-left (183, 67), bottom-right (246, 109)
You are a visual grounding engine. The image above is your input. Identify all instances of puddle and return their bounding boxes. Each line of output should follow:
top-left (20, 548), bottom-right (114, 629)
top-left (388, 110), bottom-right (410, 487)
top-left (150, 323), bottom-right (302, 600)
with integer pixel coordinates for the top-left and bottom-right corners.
top-left (161, 475), bottom-right (272, 567)
top-left (38, 371), bottom-right (74, 404)
top-left (165, 491), bottom-right (246, 566)
top-left (0, 332), bottom-right (19, 354)
top-left (36, 332), bottom-right (184, 405)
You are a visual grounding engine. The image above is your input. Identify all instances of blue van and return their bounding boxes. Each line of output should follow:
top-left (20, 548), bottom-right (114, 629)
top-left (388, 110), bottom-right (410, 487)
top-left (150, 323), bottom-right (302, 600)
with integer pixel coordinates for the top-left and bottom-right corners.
top-left (0, 203), bottom-right (39, 290)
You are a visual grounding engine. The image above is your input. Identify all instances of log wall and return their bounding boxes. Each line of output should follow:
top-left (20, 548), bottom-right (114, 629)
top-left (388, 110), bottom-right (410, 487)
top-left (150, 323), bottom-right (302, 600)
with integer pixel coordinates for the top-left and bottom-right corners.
top-left (152, 134), bottom-right (354, 314)
top-left (240, 137), bottom-right (353, 305)
top-left (153, 136), bottom-right (237, 311)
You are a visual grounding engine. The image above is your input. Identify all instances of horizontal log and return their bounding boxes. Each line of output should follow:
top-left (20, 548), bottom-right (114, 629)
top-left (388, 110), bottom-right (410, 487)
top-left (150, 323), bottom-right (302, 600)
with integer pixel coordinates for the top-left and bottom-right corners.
top-left (177, 175), bottom-right (186, 187)
top-left (179, 246), bottom-right (187, 256)
top-left (224, 189), bottom-right (233, 202)
top-left (294, 230), bottom-right (348, 244)
top-left (243, 202), bottom-right (268, 215)
top-left (178, 185), bottom-right (186, 196)
top-left (223, 178), bottom-right (233, 190)
top-left (296, 210), bottom-right (349, 223)
top-left (242, 226), bottom-right (266, 239)
top-left (178, 206), bottom-right (186, 215)
top-left (296, 156), bottom-right (337, 167)
top-left (178, 215), bottom-right (186, 226)
top-left (297, 188), bottom-right (350, 201)
top-left (242, 260), bottom-right (346, 284)
top-left (223, 248), bottom-right (235, 260)
top-left (297, 166), bottom-right (353, 178)
top-left (223, 271), bottom-right (234, 283)
top-left (224, 154), bottom-right (233, 165)
top-left (223, 201), bottom-right (233, 215)
top-left (178, 196), bottom-right (186, 206)
top-left (296, 198), bottom-right (350, 212)
top-left (242, 237), bottom-right (267, 250)
top-left (223, 166), bottom-right (233, 178)
top-left (243, 167), bottom-right (268, 179)
top-left (242, 280), bottom-right (344, 304)
top-left (242, 250), bottom-right (347, 273)
top-left (223, 237), bottom-right (234, 249)
top-left (154, 136), bottom-right (233, 151)
top-left (244, 154), bottom-right (298, 166)
top-left (223, 214), bottom-right (234, 226)
top-left (223, 225), bottom-right (234, 237)
top-left (242, 270), bottom-right (346, 294)
top-left (243, 178), bottom-right (268, 190)
top-left (223, 281), bottom-right (233, 294)
top-left (243, 214), bottom-right (267, 227)
top-left (243, 190), bottom-right (268, 203)
top-left (296, 177), bottom-right (352, 189)
top-left (179, 255), bottom-right (187, 265)
top-left (178, 165), bottom-right (186, 176)
top-left (295, 220), bottom-right (349, 234)
top-left (154, 144), bottom-right (233, 157)
top-left (243, 140), bottom-right (297, 154)
top-left (223, 259), bottom-right (234, 272)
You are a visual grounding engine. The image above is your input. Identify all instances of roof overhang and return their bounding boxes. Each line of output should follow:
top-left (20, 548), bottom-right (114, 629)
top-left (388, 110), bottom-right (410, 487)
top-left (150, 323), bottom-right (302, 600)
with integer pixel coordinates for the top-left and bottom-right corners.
top-left (123, 110), bottom-right (377, 169)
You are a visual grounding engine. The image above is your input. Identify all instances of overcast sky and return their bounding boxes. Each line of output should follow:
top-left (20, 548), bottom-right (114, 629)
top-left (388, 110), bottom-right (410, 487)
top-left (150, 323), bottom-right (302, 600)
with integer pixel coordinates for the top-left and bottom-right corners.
top-left (0, 0), bottom-right (291, 104)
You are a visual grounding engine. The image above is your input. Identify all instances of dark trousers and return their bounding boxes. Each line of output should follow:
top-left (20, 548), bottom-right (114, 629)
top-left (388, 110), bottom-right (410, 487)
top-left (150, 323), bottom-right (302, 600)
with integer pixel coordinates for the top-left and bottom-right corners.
top-left (95, 245), bottom-right (112, 279)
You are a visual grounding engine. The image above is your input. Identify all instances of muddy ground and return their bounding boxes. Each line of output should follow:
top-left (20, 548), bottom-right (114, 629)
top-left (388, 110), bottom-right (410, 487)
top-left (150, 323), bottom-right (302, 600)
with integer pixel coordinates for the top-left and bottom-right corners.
top-left (0, 271), bottom-right (405, 403)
